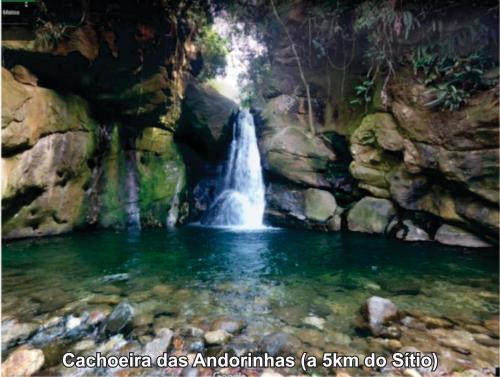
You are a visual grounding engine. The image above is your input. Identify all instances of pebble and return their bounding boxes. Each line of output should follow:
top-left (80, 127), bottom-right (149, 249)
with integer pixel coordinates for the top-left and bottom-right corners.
top-left (204, 330), bottom-right (231, 345)
top-left (211, 318), bottom-right (245, 334)
top-left (302, 316), bottom-right (325, 330)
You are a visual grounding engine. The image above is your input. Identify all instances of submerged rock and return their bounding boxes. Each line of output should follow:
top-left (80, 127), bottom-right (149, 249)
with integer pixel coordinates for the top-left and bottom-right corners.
top-left (260, 332), bottom-right (301, 357)
top-left (347, 197), bottom-right (396, 234)
top-left (211, 318), bottom-right (246, 334)
top-left (1, 321), bottom-right (37, 351)
top-left (144, 328), bottom-right (173, 362)
top-left (1, 347), bottom-right (44, 377)
top-left (102, 301), bottom-right (134, 335)
top-left (360, 296), bottom-right (398, 336)
top-left (434, 224), bottom-right (491, 248)
top-left (204, 330), bottom-right (232, 345)
top-left (302, 316), bottom-right (326, 330)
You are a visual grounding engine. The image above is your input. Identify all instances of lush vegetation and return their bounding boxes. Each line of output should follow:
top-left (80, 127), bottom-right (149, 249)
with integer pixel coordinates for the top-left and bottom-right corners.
top-left (197, 26), bottom-right (229, 81)
top-left (413, 48), bottom-right (497, 111)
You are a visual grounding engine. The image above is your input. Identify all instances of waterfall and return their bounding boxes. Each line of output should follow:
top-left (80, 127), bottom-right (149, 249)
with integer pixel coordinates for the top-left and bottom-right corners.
top-left (201, 110), bottom-right (266, 228)
top-left (125, 150), bottom-right (141, 231)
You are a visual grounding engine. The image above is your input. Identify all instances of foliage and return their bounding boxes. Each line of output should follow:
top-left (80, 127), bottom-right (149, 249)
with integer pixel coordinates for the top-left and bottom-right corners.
top-left (354, 0), bottom-right (421, 78)
top-left (413, 47), bottom-right (497, 111)
top-left (197, 26), bottom-right (229, 81)
top-left (350, 78), bottom-right (374, 106)
top-left (239, 55), bottom-right (271, 108)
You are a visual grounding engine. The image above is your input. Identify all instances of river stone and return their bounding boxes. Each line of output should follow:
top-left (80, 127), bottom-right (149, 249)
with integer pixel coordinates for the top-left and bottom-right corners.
top-left (211, 318), bottom-right (245, 334)
top-left (102, 301), bottom-right (134, 335)
top-left (204, 330), bottom-right (232, 345)
top-left (88, 294), bottom-right (121, 305)
top-left (304, 189), bottom-right (338, 222)
top-left (397, 220), bottom-right (430, 242)
top-left (361, 296), bottom-right (398, 336)
top-left (1, 321), bottom-right (38, 351)
top-left (72, 339), bottom-right (96, 353)
top-left (133, 313), bottom-right (154, 328)
top-left (151, 284), bottom-right (176, 298)
top-left (1, 347), bottom-right (45, 377)
top-left (260, 332), bottom-right (301, 357)
top-left (347, 197), bottom-right (396, 234)
top-left (302, 316), bottom-right (325, 330)
top-left (434, 224), bottom-right (491, 248)
top-left (144, 328), bottom-right (173, 362)
top-left (483, 317), bottom-right (499, 338)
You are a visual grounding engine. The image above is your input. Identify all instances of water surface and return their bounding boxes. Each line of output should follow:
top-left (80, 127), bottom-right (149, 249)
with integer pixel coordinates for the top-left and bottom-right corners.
top-left (2, 228), bottom-right (498, 372)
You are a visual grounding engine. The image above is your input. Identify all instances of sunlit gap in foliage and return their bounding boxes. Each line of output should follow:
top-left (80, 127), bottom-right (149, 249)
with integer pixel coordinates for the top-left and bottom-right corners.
top-left (209, 13), bottom-right (267, 105)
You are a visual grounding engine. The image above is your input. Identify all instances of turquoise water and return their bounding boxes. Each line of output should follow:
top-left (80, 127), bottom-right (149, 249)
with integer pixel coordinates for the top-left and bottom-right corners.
top-left (2, 227), bottom-right (499, 372)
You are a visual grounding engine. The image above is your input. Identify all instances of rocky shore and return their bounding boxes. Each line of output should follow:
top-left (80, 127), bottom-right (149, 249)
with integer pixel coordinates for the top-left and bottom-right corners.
top-left (2, 280), bottom-right (498, 376)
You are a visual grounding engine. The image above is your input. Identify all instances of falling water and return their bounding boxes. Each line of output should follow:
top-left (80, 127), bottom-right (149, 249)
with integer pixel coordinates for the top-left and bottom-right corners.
top-left (201, 110), bottom-right (266, 228)
top-left (125, 150), bottom-right (141, 231)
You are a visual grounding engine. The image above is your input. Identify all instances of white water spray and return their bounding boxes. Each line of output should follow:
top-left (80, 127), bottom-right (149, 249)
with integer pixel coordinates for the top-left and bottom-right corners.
top-left (201, 110), bottom-right (266, 228)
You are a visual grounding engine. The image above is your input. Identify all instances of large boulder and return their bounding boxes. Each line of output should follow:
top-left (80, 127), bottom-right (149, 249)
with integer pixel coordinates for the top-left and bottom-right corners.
top-left (435, 224), bottom-right (491, 248)
top-left (2, 68), bottom-right (98, 239)
top-left (347, 197), bottom-right (396, 234)
top-left (178, 82), bottom-right (238, 160)
top-left (304, 188), bottom-right (338, 222)
top-left (265, 184), bottom-right (343, 230)
top-left (260, 124), bottom-right (336, 189)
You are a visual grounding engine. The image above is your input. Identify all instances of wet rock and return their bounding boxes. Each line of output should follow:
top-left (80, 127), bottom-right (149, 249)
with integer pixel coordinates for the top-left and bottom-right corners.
top-left (32, 288), bottom-right (73, 313)
top-left (102, 301), bottom-right (134, 335)
top-left (302, 316), bottom-right (325, 330)
top-left (1, 320), bottom-right (37, 351)
top-left (101, 273), bottom-right (129, 283)
top-left (434, 224), bottom-right (491, 248)
top-left (65, 315), bottom-right (83, 331)
top-left (88, 309), bottom-right (109, 326)
top-left (347, 197), bottom-right (396, 234)
top-left (473, 333), bottom-right (499, 347)
top-left (204, 330), bottom-right (232, 345)
top-left (227, 335), bottom-right (259, 356)
top-left (361, 296), bottom-right (398, 336)
top-left (296, 329), bottom-right (326, 348)
top-left (42, 341), bottom-right (67, 368)
top-left (72, 339), bottom-right (96, 353)
top-left (211, 318), bottom-right (245, 334)
top-left (396, 220), bottom-right (430, 242)
top-left (260, 332), bottom-right (301, 357)
top-left (151, 284), bottom-right (176, 298)
top-left (274, 306), bottom-right (304, 327)
top-left (483, 317), bottom-right (499, 338)
top-left (188, 339), bottom-right (205, 353)
top-left (133, 312), bottom-right (154, 329)
top-left (144, 328), bottom-right (173, 362)
top-left (1, 347), bottom-right (44, 377)
top-left (420, 315), bottom-right (453, 329)
top-left (30, 318), bottom-right (66, 347)
top-left (88, 294), bottom-right (121, 305)
top-left (97, 334), bottom-right (127, 355)
top-left (304, 189), bottom-right (338, 222)
top-left (93, 284), bottom-right (122, 295)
